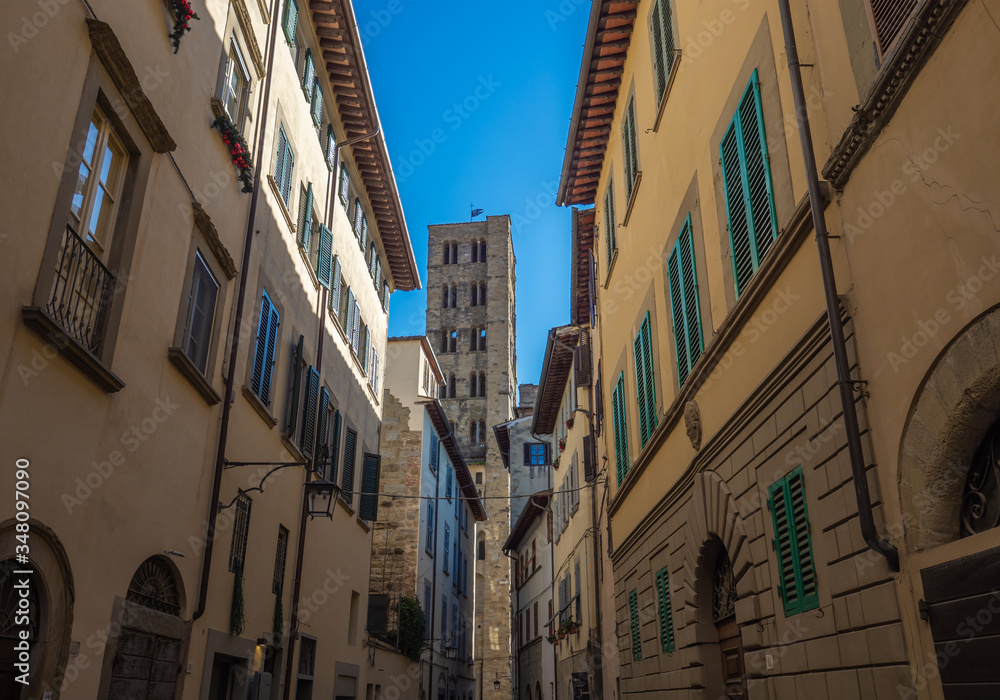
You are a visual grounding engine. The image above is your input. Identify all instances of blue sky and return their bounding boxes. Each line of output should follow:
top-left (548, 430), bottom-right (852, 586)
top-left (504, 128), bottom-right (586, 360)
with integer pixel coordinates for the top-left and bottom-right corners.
top-left (358, 0), bottom-right (591, 393)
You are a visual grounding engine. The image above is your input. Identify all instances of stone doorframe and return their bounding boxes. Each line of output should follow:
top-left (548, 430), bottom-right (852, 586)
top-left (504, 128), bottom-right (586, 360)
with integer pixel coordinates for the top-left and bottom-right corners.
top-left (898, 304), bottom-right (1000, 552)
top-left (675, 471), bottom-right (756, 696)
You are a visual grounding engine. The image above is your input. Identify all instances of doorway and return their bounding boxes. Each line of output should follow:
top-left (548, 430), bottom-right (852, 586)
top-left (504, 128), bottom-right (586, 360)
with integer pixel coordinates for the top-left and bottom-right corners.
top-left (712, 548), bottom-right (745, 700)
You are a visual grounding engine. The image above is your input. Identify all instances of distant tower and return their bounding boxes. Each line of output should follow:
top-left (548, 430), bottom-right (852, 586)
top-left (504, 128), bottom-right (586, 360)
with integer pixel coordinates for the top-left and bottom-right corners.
top-left (426, 216), bottom-right (516, 700)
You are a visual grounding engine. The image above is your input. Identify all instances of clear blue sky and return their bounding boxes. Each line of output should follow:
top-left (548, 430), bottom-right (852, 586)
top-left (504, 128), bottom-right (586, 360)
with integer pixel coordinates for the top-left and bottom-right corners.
top-left (358, 0), bottom-right (591, 393)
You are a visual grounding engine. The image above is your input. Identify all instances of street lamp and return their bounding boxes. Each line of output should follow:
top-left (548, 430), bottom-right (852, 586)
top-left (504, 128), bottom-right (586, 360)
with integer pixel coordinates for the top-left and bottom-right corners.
top-left (305, 479), bottom-right (337, 519)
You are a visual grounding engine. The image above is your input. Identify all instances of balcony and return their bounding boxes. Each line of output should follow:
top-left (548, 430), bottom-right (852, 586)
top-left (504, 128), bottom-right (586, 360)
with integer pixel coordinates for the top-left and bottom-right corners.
top-left (22, 224), bottom-right (125, 392)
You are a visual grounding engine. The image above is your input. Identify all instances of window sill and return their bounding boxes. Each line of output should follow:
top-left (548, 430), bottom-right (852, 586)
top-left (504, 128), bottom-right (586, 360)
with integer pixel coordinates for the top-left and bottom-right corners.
top-left (267, 175), bottom-right (297, 235)
top-left (242, 384), bottom-right (278, 429)
top-left (651, 57), bottom-right (682, 133)
top-left (622, 171), bottom-right (642, 227)
top-left (280, 434), bottom-right (307, 463)
top-left (337, 495), bottom-right (355, 515)
top-left (167, 347), bottom-right (221, 405)
top-left (356, 515), bottom-right (371, 532)
top-left (22, 306), bottom-right (125, 393)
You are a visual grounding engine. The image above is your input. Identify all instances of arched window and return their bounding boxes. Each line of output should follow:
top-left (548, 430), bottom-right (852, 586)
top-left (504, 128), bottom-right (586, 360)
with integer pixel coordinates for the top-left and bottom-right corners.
top-left (478, 328), bottom-right (487, 351)
top-left (439, 383), bottom-right (446, 400)
top-left (480, 240), bottom-right (487, 261)
top-left (469, 420), bottom-right (477, 443)
top-left (444, 242), bottom-right (450, 265)
top-left (127, 557), bottom-right (181, 615)
top-left (449, 329), bottom-right (457, 353)
top-left (448, 373), bottom-right (456, 398)
top-left (470, 284), bottom-right (478, 307)
top-left (451, 242), bottom-right (458, 264)
top-left (441, 285), bottom-right (449, 308)
top-left (469, 327), bottom-right (479, 352)
top-left (479, 282), bottom-right (487, 306)
top-left (472, 242), bottom-right (479, 263)
top-left (469, 373), bottom-right (478, 397)
top-left (441, 329), bottom-right (449, 354)
top-left (477, 420), bottom-right (487, 446)
top-left (450, 285), bottom-right (457, 308)
top-left (961, 418), bottom-right (1000, 536)
top-left (478, 372), bottom-right (486, 397)
top-left (478, 532), bottom-right (486, 560)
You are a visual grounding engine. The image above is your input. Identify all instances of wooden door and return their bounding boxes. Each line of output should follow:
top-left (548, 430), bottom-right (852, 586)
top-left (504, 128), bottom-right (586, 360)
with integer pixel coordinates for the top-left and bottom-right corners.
top-left (716, 618), bottom-right (745, 700)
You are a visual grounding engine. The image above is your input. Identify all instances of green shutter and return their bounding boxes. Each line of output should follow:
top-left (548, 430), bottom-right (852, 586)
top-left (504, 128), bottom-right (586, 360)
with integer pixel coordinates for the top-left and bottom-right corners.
top-left (329, 256), bottom-right (342, 313)
top-left (299, 182), bottom-right (314, 248)
top-left (604, 178), bottom-right (616, 266)
top-left (667, 215), bottom-right (704, 386)
top-left (339, 164), bottom-right (350, 204)
top-left (317, 225), bottom-right (333, 288)
top-left (326, 125), bottom-right (336, 170)
top-left (654, 566), bottom-right (675, 652)
top-left (721, 70), bottom-right (777, 297)
top-left (317, 387), bottom-right (330, 459)
top-left (611, 373), bottom-right (629, 485)
top-left (310, 78), bottom-right (323, 127)
top-left (300, 366), bottom-right (320, 457)
top-left (651, 0), bottom-right (676, 102)
top-left (342, 428), bottom-right (357, 504)
top-left (328, 409), bottom-right (342, 483)
top-left (252, 291), bottom-right (280, 403)
top-left (633, 313), bottom-right (657, 447)
top-left (302, 49), bottom-right (315, 98)
top-left (628, 589), bottom-right (642, 662)
top-left (359, 453), bottom-right (381, 521)
top-left (280, 137), bottom-right (294, 205)
top-left (282, 0), bottom-right (298, 45)
top-left (623, 98), bottom-right (638, 200)
top-left (768, 466), bottom-right (819, 616)
top-left (274, 128), bottom-right (287, 184)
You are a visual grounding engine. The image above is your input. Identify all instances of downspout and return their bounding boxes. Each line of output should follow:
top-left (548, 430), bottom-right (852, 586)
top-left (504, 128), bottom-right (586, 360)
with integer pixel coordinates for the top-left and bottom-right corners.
top-left (505, 549), bottom-right (521, 700)
top-left (428, 437), bottom-right (442, 700)
top-left (585, 358), bottom-right (604, 700)
top-left (193, 0), bottom-right (282, 621)
top-left (776, 0), bottom-right (899, 570)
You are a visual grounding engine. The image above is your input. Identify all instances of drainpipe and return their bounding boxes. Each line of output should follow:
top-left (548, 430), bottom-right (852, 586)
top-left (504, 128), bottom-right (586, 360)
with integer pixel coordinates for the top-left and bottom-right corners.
top-left (192, 0), bottom-right (282, 621)
top-left (427, 437), bottom-right (442, 700)
top-left (505, 549), bottom-right (521, 700)
top-left (776, 0), bottom-right (899, 571)
top-left (584, 360), bottom-right (603, 700)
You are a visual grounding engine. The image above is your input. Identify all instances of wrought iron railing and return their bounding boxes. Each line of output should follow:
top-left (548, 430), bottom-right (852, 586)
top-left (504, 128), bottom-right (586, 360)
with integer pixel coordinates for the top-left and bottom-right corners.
top-left (45, 224), bottom-right (115, 354)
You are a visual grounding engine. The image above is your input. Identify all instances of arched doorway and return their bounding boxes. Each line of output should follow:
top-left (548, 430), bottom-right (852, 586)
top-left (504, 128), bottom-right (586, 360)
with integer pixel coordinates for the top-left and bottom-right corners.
top-left (710, 547), bottom-right (744, 700)
top-left (0, 520), bottom-right (73, 700)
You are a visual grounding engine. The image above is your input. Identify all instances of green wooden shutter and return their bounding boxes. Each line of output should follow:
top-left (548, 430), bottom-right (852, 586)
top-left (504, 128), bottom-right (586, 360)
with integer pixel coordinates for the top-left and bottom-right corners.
top-left (360, 215), bottom-right (369, 251)
top-left (326, 125), bottom-right (336, 170)
top-left (351, 301), bottom-right (361, 355)
top-left (359, 452), bottom-right (381, 521)
top-left (299, 182), bottom-right (314, 248)
top-left (280, 137), bottom-right (294, 205)
top-left (300, 366), bottom-right (320, 457)
top-left (317, 225), bottom-right (333, 288)
top-left (654, 566), bottom-right (675, 652)
top-left (302, 49), bottom-right (315, 98)
top-left (252, 292), bottom-right (280, 403)
top-left (317, 388), bottom-right (330, 470)
top-left (721, 71), bottom-right (777, 297)
top-left (342, 427), bottom-right (357, 503)
top-left (667, 216), bottom-right (704, 386)
top-left (628, 589), bottom-right (642, 662)
top-left (604, 178), bottom-right (616, 263)
top-left (651, 0), bottom-right (668, 100)
top-left (329, 409), bottom-right (342, 483)
top-left (768, 465), bottom-right (819, 616)
top-left (329, 257), bottom-right (342, 313)
top-left (611, 373), bottom-right (629, 485)
top-left (286, 335), bottom-right (304, 437)
top-left (633, 313), bottom-right (657, 447)
top-left (310, 78), bottom-right (323, 127)
top-left (667, 245), bottom-right (690, 385)
top-left (444, 524), bottom-right (450, 572)
top-left (339, 164), bottom-right (350, 204)
top-left (274, 128), bottom-right (287, 183)
top-left (430, 434), bottom-right (440, 472)
top-left (282, 0), bottom-right (297, 45)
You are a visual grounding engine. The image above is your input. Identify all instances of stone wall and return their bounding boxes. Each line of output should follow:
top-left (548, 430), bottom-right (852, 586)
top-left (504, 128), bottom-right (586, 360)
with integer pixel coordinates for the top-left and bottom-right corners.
top-left (426, 216), bottom-right (517, 700)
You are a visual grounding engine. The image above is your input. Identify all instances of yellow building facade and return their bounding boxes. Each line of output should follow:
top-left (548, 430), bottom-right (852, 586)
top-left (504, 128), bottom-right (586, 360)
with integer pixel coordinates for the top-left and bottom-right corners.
top-left (0, 1), bottom-right (419, 699)
top-left (558, 0), bottom-right (1000, 698)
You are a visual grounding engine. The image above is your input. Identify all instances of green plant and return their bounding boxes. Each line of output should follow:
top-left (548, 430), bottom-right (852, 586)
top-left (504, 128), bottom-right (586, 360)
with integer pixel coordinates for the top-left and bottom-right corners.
top-left (394, 596), bottom-right (426, 662)
top-left (230, 563), bottom-right (246, 637)
top-left (272, 589), bottom-right (284, 648)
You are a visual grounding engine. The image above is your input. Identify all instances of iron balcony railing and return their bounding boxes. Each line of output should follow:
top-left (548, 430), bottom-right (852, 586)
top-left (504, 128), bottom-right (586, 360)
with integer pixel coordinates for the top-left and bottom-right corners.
top-left (46, 224), bottom-right (115, 354)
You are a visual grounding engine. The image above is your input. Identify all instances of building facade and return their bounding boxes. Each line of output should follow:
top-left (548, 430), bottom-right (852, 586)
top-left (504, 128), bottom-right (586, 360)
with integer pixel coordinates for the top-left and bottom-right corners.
top-left (425, 217), bottom-right (517, 700)
top-left (557, 1), bottom-right (1000, 699)
top-left (371, 336), bottom-right (486, 700)
top-left (0, 1), bottom-right (418, 699)
top-left (504, 495), bottom-right (556, 700)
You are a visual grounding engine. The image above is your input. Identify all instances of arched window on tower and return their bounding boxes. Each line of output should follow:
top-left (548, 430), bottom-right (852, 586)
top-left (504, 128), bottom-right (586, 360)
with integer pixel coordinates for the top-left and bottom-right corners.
top-left (451, 242), bottom-right (458, 264)
top-left (478, 328), bottom-right (487, 351)
top-left (469, 373), bottom-right (477, 397)
top-left (443, 242), bottom-right (451, 265)
top-left (477, 372), bottom-right (486, 397)
top-left (449, 329), bottom-right (457, 353)
top-left (469, 420), bottom-right (477, 444)
top-left (477, 420), bottom-right (487, 447)
top-left (471, 242), bottom-right (479, 263)
top-left (448, 373), bottom-right (456, 398)
top-left (479, 282), bottom-right (487, 306)
top-left (441, 329), bottom-right (449, 354)
top-left (469, 327), bottom-right (480, 352)
top-left (477, 532), bottom-right (486, 560)
top-left (441, 285), bottom-right (449, 308)
top-left (480, 240), bottom-right (487, 261)
top-left (470, 284), bottom-right (478, 307)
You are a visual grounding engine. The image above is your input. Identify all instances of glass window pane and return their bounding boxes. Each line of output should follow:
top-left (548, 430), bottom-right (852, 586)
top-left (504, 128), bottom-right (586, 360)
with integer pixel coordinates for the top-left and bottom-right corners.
top-left (183, 254), bottom-right (220, 372)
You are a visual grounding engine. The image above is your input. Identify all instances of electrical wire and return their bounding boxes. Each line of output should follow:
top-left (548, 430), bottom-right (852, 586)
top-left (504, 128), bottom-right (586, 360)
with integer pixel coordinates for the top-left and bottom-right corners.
top-left (355, 477), bottom-right (606, 502)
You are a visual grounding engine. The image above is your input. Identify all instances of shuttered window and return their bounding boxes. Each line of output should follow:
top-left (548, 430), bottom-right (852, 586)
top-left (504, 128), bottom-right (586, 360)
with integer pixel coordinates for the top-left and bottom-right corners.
top-left (299, 182), bottom-right (314, 249)
top-left (310, 79), bottom-right (323, 127)
top-left (574, 560), bottom-right (582, 620)
top-left (628, 589), bottom-right (642, 662)
top-left (622, 97), bottom-right (639, 201)
top-left (299, 366), bottom-right (320, 457)
top-left (359, 453), bottom-right (381, 521)
top-left (342, 427), bottom-right (357, 504)
top-left (317, 225), bottom-right (333, 288)
top-left (604, 178), bottom-right (616, 267)
top-left (444, 523), bottom-right (451, 574)
top-left (424, 582), bottom-right (432, 639)
top-left (426, 502), bottom-right (435, 553)
top-left (329, 257), bottom-right (342, 316)
top-left (339, 164), bottom-right (350, 204)
top-left (720, 70), bottom-right (777, 297)
top-left (251, 291), bottom-right (280, 404)
top-left (654, 566), bottom-right (675, 652)
top-left (666, 215), bottom-right (704, 386)
top-left (633, 312), bottom-right (658, 448)
top-left (325, 125), bottom-right (336, 170)
top-left (651, 0), bottom-right (677, 103)
top-left (768, 466), bottom-right (819, 616)
top-left (611, 372), bottom-right (629, 485)
top-left (274, 126), bottom-right (294, 206)
top-left (327, 409), bottom-right (342, 483)
top-left (302, 49), bottom-right (315, 99)
top-left (282, 0), bottom-right (297, 45)
top-left (429, 434), bottom-right (440, 473)
top-left (864, 0), bottom-right (918, 60)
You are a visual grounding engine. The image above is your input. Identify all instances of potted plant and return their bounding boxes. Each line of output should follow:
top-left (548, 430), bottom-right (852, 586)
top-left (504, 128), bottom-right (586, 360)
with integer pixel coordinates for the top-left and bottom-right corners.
top-left (566, 416), bottom-right (575, 430)
top-left (552, 456), bottom-right (560, 470)
top-left (558, 437), bottom-right (566, 452)
top-left (557, 625), bottom-right (567, 640)
top-left (547, 633), bottom-right (559, 645)
top-left (565, 617), bottom-right (579, 635)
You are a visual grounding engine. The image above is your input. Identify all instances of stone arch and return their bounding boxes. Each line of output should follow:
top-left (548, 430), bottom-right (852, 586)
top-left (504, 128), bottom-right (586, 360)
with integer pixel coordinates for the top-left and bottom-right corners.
top-left (898, 303), bottom-right (1000, 552)
top-left (125, 555), bottom-right (186, 617)
top-left (0, 519), bottom-right (74, 700)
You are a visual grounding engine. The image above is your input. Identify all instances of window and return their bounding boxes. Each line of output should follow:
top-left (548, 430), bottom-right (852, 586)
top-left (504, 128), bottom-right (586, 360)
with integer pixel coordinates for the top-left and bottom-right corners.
top-left (470, 283), bottom-right (478, 306)
top-left (477, 533), bottom-right (486, 560)
top-left (429, 433), bottom-right (440, 474)
top-left (524, 443), bottom-right (549, 466)
top-left (533, 601), bottom-right (539, 639)
top-left (574, 560), bottom-right (582, 620)
top-left (603, 177), bottom-right (616, 268)
top-left (666, 216), bottom-right (704, 386)
top-left (274, 126), bottom-right (294, 207)
top-left (628, 589), bottom-right (641, 662)
top-left (424, 582), bottom-right (432, 639)
top-left (470, 327), bottom-right (486, 352)
top-left (612, 372), bottom-right (629, 485)
top-left (441, 594), bottom-right (448, 640)
top-left (768, 466), bottom-right (819, 616)
top-left (426, 502), bottom-right (435, 553)
top-left (273, 526), bottom-right (289, 594)
top-left (720, 70), bottom-right (777, 297)
top-left (359, 452), bottom-right (381, 521)
top-left (250, 290), bottom-right (280, 405)
top-left (444, 523), bottom-right (451, 574)
top-left (654, 566), bottom-right (675, 652)
top-left (443, 241), bottom-right (458, 265)
top-left (317, 390), bottom-right (340, 482)
top-left (479, 282), bottom-right (487, 306)
top-left (441, 285), bottom-right (449, 308)
top-left (475, 471), bottom-right (483, 485)
top-left (180, 252), bottom-right (220, 374)
top-left (864, 0), bottom-right (918, 60)
top-left (450, 285), bottom-right (457, 308)
top-left (622, 96), bottom-right (639, 201)
top-left (446, 373), bottom-right (456, 398)
top-left (469, 371), bottom-right (486, 397)
top-left (302, 49), bottom-right (315, 99)
top-left (353, 198), bottom-right (365, 237)
top-left (229, 493), bottom-right (252, 572)
top-left (650, 0), bottom-right (677, 104)
top-left (299, 366), bottom-right (320, 458)
top-left (325, 124), bottom-right (336, 170)
top-left (282, 0), bottom-right (298, 45)
top-left (449, 329), bottom-right (458, 353)
top-left (633, 312), bottom-right (657, 448)
top-left (342, 427), bottom-right (358, 504)
top-left (223, 35), bottom-right (250, 125)
top-left (479, 240), bottom-right (487, 261)
top-left (310, 76), bottom-right (323, 127)
top-left (339, 163), bottom-right (350, 205)
top-left (446, 467), bottom-right (453, 501)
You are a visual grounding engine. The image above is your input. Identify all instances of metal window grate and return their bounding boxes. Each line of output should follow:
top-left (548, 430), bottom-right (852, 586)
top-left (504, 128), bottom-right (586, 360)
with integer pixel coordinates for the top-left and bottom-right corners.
top-left (272, 526), bottom-right (288, 594)
top-left (229, 493), bottom-right (252, 572)
top-left (126, 557), bottom-right (181, 616)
